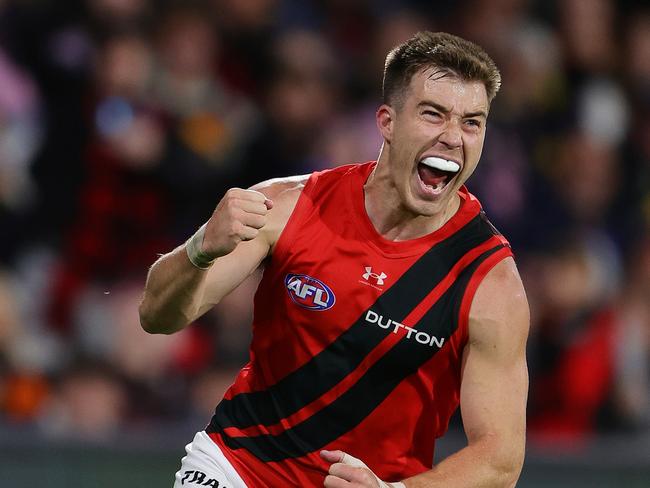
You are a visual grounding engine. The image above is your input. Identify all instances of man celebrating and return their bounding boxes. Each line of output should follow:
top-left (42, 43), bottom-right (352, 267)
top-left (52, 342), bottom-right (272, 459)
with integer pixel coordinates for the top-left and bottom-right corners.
top-left (140, 31), bottom-right (529, 488)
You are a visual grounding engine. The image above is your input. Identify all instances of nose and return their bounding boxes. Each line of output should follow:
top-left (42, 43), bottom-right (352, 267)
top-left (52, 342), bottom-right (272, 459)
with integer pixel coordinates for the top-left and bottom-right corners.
top-left (438, 120), bottom-right (462, 149)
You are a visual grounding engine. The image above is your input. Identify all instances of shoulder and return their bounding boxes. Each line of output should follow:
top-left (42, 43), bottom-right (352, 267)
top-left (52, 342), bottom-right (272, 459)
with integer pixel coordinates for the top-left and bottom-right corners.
top-left (248, 163), bottom-right (364, 248)
top-left (250, 174), bottom-right (310, 201)
top-left (468, 257), bottom-right (530, 353)
top-left (249, 174), bottom-right (310, 248)
top-left (250, 174), bottom-right (309, 222)
top-left (251, 163), bottom-right (362, 212)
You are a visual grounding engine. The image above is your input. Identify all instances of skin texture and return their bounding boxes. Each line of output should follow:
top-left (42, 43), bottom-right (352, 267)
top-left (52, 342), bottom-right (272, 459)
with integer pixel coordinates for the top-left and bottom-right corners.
top-left (365, 68), bottom-right (488, 240)
top-left (139, 179), bottom-right (303, 333)
top-left (139, 67), bottom-right (529, 487)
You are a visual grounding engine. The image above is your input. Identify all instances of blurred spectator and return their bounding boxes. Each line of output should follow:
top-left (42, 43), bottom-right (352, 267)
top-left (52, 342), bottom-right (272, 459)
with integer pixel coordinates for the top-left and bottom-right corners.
top-left (0, 46), bottom-right (43, 262)
top-left (46, 30), bottom-right (172, 333)
top-left (559, 0), bottom-right (619, 75)
top-left (188, 366), bottom-right (241, 421)
top-left (625, 10), bottom-right (650, 98)
top-left (211, 0), bottom-right (279, 99)
top-left (526, 232), bottom-right (622, 444)
top-left (611, 236), bottom-right (650, 430)
top-left (314, 9), bottom-right (426, 167)
top-left (85, 0), bottom-right (151, 28)
top-left (0, 48), bottom-right (42, 210)
top-left (241, 28), bottom-right (342, 180)
top-left (153, 4), bottom-right (260, 236)
top-left (0, 271), bottom-right (19, 357)
top-left (210, 271), bottom-right (259, 365)
top-left (39, 359), bottom-right (127, 440)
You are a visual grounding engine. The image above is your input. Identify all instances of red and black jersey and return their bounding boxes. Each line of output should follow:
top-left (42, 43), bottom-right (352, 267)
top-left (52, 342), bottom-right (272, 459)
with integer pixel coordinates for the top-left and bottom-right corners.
top-left (206, 162), bottom-right (513, 487)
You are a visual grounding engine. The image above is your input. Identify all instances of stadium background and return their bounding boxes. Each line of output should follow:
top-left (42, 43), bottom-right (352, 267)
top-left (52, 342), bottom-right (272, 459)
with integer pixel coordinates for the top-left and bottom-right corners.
top-left (0, 0), bottom-right (649, 486)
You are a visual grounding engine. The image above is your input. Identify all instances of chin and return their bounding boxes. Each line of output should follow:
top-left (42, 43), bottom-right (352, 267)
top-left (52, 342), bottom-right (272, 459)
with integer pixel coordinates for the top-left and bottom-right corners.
top-left (405, 195), bottom-right (447, 218)
top-left (404, 178), bottom-right (455, 218)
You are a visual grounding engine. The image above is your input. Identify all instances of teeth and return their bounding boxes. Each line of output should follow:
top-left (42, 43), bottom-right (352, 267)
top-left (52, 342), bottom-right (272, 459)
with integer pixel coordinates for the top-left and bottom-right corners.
top-left (422, 179), bottom-right (446, 194)
top-left (431, 180), bottom-right (445, 192)
top-left (421, 157), bottom-right (460, 173)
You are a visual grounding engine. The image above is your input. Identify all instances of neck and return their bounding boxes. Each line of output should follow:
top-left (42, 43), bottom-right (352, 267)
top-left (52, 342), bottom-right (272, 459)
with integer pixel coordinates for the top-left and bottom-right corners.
top-left (363, 150), bottom-right (461, 241)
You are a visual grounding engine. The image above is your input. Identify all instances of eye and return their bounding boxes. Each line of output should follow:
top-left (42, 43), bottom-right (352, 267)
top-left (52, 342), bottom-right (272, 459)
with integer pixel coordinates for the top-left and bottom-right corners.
top-left (422, 110), bottom-right (442, 119)
top-left (464, 119), bottom-right (481, 129)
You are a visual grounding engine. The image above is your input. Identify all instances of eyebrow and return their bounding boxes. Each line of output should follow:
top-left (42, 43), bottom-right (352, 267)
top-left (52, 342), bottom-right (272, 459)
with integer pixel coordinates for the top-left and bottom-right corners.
top-left (417, 101), bottom-right (487, 119)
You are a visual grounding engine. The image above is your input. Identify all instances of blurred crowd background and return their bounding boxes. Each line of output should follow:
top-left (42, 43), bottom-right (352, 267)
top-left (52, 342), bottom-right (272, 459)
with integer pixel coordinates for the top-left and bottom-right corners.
top-left (1, 0), bottom-right (649, 481)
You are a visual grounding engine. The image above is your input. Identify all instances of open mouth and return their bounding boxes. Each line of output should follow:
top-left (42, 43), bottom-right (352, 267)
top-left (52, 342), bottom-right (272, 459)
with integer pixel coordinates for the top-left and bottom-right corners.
top-left (417, 156), bottom-right (461, 194)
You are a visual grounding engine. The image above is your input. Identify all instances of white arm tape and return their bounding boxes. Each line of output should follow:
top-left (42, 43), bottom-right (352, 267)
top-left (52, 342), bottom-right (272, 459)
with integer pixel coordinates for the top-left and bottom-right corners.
top-left (185, 224), bottom-right (215, 270)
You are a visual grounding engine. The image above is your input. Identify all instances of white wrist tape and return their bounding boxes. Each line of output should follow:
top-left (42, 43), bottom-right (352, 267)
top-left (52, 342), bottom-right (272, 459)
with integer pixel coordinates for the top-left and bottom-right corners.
top-left (185, 224), bottom-right (215, 270)
top-left (340, 453), bottom-right (406, 488)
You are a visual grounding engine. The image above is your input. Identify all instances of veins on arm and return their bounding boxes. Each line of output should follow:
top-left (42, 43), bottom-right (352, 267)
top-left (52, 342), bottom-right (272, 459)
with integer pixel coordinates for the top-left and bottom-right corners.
top-left (401, 257), bottom-right (529, 488)
top-left (460, 257), bottom-right (530, 485)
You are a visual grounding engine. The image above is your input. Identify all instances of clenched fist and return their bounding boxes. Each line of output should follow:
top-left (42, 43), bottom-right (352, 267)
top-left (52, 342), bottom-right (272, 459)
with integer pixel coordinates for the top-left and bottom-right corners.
top-left (204, 188), bottom-right (273, 257)
top-left (186, 188), bottom-right (273, 269)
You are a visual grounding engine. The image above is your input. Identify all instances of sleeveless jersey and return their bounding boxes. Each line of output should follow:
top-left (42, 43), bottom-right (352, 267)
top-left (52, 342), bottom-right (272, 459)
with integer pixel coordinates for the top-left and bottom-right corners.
top-left (206, 162), bottom-right (513, 487)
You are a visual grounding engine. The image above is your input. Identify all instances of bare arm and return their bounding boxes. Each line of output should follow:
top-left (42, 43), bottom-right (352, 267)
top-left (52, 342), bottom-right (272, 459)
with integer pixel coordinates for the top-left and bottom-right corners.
top-left (139, 177), bottom-right (305, 334)
top-left (322, 257), bottom-right (529, 488)
top-left (400, 257), bottom-right (529, 487)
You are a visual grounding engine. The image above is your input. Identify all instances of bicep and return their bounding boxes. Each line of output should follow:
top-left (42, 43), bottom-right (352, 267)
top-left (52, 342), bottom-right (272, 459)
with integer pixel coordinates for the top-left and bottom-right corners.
top-left (459, 337), bottom-right (528, 446)
top-left (459, 258), bottom-right (529, 450)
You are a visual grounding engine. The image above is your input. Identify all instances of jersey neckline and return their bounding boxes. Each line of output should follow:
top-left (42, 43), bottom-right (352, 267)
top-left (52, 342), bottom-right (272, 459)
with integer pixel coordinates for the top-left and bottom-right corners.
top-left (348, 161), bottom-right (482, 257)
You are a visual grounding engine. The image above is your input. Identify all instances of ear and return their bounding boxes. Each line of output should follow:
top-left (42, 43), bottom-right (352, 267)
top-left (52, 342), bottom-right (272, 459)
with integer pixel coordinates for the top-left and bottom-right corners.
top-left (376, 104), bottom-right (394, 143)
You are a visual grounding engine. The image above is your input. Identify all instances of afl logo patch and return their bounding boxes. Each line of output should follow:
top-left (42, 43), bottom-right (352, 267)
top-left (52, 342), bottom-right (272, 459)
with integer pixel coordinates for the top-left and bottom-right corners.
top-left (285, 273), bottom-right (336, 311)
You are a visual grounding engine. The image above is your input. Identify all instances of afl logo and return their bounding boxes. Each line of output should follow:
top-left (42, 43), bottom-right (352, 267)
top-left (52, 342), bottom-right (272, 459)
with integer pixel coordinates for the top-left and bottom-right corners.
top-left (285, 273), bottom-right (336, 311)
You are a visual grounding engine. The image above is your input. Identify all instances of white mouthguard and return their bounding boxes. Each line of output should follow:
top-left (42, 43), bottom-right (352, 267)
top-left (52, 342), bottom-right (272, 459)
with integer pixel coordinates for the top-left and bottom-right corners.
top-left (420, 157), bottom-right (460, 173)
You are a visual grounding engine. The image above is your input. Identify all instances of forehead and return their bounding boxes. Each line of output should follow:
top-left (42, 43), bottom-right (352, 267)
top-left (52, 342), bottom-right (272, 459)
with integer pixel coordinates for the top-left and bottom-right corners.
top-left (406, 68), bottom-right (488, 111)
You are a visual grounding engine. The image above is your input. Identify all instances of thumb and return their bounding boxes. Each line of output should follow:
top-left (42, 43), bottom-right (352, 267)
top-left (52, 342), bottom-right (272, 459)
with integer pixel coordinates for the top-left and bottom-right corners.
top-left (321, 450), bottom-right (367, 469)
top-left (320, 449), bottom-right (345, 463)
top-left (340, 452), bottom-right (368, 469)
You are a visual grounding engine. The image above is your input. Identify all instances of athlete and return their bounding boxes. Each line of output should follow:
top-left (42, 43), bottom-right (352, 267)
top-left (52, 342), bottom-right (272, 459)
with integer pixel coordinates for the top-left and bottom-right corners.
top-left (140, 31), bottom-right (529, 487)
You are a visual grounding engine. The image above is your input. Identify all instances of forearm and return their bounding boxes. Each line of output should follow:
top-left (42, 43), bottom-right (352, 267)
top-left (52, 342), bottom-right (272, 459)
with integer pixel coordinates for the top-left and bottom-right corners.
top-left (402, 436), bottom-right (523, 488)
top-left (139, 244), bottom-right (211, 334)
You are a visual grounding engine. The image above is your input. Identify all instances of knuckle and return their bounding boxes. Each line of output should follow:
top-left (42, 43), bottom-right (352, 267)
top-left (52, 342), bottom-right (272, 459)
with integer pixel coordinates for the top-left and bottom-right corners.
top-left (223, 189), bottom-right (238, 203)
top-left (231, 207), bottom-right (243, 219)
top-left (360, 471), bottom-right (374, 483)
top-left (225, 197), bottom-right (239, 211)
top-left (323, 475), bottom-right (341, 488)
top-left (243, 213), bottom-right (265, 229)
top-left (247, 189), bottom-right (266, 201)
top-left (230, 221), bottom-right (244, 236)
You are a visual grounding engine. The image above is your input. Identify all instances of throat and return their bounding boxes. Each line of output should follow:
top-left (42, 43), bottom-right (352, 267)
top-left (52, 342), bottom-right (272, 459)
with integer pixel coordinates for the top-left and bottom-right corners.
top-left (363, 161), bottom-right (461, 240)
top-left (364, 184), bottom-right (461, 241)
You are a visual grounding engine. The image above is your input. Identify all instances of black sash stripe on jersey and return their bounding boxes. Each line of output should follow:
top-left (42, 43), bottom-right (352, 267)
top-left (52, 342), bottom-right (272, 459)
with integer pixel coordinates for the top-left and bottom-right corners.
top-left (217, 245), bottom-right (506, 461)
top-left (207, 213), bottom-right (499, 432)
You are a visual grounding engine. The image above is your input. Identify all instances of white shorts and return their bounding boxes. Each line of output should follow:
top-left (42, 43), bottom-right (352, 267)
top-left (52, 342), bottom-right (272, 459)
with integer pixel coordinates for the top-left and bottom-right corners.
top-left (173, 431), bottom-right (249, 488)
